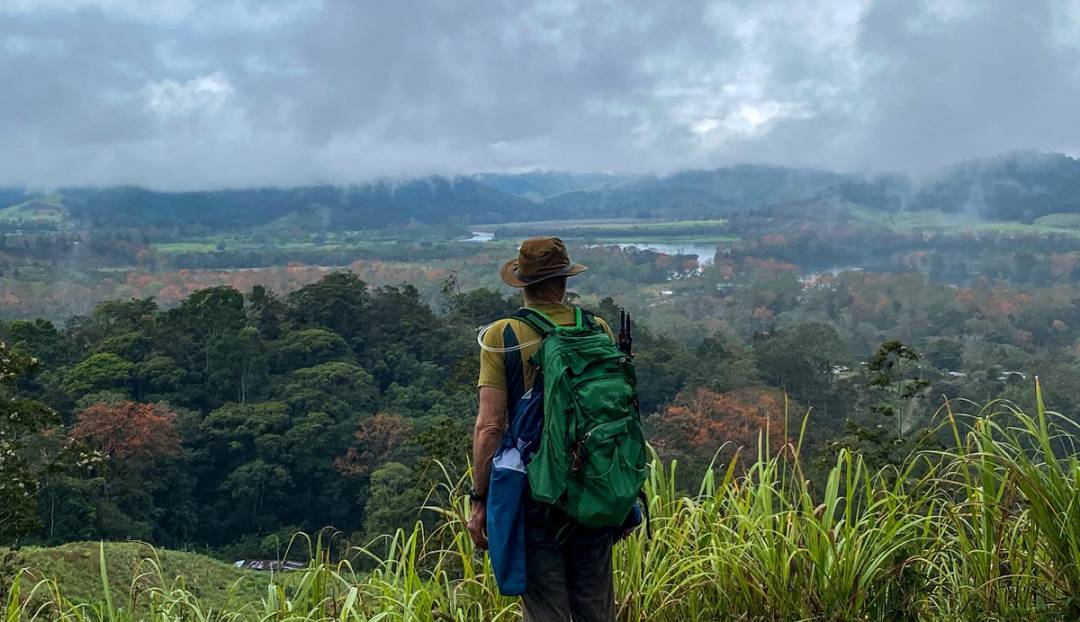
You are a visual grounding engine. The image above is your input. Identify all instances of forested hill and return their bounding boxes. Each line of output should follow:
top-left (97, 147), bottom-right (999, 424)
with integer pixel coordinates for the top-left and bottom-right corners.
top-left (47, 179), bottom-right (535, 230)
top-left (3, 151), bottom-right (1080, 231)
top-left (822, 151), bottom-right (1080, 219)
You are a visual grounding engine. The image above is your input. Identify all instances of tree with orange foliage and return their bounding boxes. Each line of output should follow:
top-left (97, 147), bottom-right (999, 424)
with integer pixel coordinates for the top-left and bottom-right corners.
top-left (336, 412), bottom-right (415, 478)
top-left (60, 401), bottom-right (183, 541)
top-left (647, 386), bottom-right (790, 486)
top-left (72, 401), bottom-right (180, 478)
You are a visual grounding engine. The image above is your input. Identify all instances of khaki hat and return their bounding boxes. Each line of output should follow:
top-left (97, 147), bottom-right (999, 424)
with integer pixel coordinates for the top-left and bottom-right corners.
top-left (500, 236), bottom-right (588, 288)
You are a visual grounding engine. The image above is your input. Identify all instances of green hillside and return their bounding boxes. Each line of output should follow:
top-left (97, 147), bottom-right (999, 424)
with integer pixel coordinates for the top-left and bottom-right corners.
top-left (1034, 212), bottom-right (1080, 229)
top-left (14, 542), bottom-right (267, 613)
top-left (0, 197), bottom-right (68, 225)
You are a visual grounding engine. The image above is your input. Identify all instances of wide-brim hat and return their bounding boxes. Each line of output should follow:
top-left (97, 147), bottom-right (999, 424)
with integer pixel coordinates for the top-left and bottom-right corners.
top-left (500, 236), bottom-right (588, 288)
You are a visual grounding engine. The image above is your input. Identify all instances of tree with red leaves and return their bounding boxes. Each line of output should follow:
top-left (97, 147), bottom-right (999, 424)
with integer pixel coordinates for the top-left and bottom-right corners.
top-left (336, 412), bottom-right (415, 478)
top-left (72, 401), bottom-right (180, 477)
top-left (647, 386), bottom-right (791, 486)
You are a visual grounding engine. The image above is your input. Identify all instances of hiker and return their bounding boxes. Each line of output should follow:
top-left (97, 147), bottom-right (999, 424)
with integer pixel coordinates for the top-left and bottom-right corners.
top-left (469, 237), bottom-right (646, 622)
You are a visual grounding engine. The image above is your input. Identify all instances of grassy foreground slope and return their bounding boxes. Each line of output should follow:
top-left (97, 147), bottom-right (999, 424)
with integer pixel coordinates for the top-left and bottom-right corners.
top-left (13, 542), bottom-right (267, 615)
top-left (5, 391), bottom-right (1080, 621)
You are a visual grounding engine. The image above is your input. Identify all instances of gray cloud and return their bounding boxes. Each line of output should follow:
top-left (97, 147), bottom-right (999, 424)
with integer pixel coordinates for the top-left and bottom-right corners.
top-left (1, 0), bottom-right (1078, 189)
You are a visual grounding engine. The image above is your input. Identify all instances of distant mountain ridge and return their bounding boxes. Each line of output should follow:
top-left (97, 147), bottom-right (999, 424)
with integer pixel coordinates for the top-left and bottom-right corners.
top-left (3, 151), bottom-right (1079, 230)
top-left (820, 152), bottom-right (1080, 220)
top-left (472, 171), bottom-right (629, 202)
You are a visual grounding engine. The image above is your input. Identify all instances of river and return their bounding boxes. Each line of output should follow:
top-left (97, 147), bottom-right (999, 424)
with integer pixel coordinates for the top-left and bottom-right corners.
top-left (462, 232), bottom-right (717, 265)
top-left (462, 231), bottom-right (494, 243)
top-left (586, 242), bottom-right (718, 265)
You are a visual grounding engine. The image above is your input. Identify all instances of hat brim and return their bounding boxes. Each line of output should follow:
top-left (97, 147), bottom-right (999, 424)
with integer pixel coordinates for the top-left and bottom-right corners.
top-left (500, 259), bottom-right (588, 288)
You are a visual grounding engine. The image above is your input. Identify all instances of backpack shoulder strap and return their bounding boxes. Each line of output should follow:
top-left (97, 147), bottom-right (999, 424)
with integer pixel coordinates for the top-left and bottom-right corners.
top-left (501, 322), bottom-right (526, 410)
top-left (579, 308), bottom-right (602, 332)
top-left (505, 306), bottom-right (600, 336)
top-left (509, 307), bottom-right (559, 337)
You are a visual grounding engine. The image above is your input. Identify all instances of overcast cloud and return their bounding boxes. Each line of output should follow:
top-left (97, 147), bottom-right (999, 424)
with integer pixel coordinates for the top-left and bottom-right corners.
top-left (2, 0), bottom-right (1079, 189)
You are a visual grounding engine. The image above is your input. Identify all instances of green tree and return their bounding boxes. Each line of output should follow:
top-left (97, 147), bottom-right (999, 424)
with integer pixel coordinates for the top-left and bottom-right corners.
top-left (362, 462), bottom-right (425, 540)
top-left (63, 298), bottom-right (159, 355)
top-left (364, 285), bottom-right (452, 389)
top-left (247, 285), bottom-right (288, 340)
top-left (132, 355), bottom-right (188, 401)
top-left (689, 333), bottom-right (760, 393)
top-left (281, 362), bottom-right (378, 421)
top-left (924, 338), bottom-right (963, 370)
top-left (90, 297), bottom-right (159, 336)
top-left (867, 340), bottom-right (931, 441)
top-left (62, 352), bottom-right (133, 397)
top-left (2, 318), bottom-right (67, 368)
top-left (1012, 250), bottom-right (1039, 283)
top-left (222, 460), bottom-right (294, 530)
top-left (163, 286), bottom-right (246, 408)
top-left (288, 273), bottom-right (370, 349)
top-left (93, 331), bottom-right (154, 362)
top-left (196, 402), bottom-right (291, 539)
top-left (444, 283), bottom-right (516, 325)
top-left (0, 342), bottom-right (64, 544)
top-left (207, 325), bottom-right (268, 404)
top-left (273, 328), bottom-right (354, 372)
top-left (755, 323), bottom-right (848, 411)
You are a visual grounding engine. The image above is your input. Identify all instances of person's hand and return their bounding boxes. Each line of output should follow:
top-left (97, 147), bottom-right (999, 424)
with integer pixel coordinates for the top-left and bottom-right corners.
top-left (467, 502), bottom-right (488, 550)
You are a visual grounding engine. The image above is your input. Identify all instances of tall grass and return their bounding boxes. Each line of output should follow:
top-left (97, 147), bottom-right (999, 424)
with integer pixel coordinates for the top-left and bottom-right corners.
top-left (5, 389), bottom-right (1080, 621)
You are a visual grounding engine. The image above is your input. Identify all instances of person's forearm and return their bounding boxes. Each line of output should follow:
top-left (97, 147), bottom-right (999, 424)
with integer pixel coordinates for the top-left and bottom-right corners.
top-left (471, 387), bottom-right (508, 496)
top-left (471, 420), bottom-right (504, 495)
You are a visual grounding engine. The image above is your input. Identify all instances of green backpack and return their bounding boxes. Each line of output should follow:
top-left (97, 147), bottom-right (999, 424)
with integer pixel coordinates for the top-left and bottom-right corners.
top-left (513, 307), bottom-right (647, 528)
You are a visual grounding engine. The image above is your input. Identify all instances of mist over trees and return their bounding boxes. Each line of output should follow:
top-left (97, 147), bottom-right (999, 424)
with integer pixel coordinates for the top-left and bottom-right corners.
top-left (4, 151), bottom-right (1080, 232)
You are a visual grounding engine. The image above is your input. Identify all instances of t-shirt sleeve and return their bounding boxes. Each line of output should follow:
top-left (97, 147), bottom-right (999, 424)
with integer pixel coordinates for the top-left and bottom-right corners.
top-left (477, 320), bottom-right (508, 390)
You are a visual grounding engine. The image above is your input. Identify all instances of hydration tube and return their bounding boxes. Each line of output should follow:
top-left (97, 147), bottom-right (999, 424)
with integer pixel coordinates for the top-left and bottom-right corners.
top-left (476, 322), bottom-right (542, 353)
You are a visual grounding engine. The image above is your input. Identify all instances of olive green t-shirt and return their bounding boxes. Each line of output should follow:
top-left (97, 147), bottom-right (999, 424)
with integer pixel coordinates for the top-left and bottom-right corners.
top-left (477, 303), bottom-right (614, 393)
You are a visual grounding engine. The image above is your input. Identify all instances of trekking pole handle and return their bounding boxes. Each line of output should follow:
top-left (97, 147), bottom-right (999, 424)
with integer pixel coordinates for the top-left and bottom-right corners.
top-left (618, 309), bottom-right (633, 356)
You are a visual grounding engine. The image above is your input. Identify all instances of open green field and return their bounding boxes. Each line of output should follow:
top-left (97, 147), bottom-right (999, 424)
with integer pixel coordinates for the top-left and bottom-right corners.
top-left (0, 197), bottom-right (68, 225)
top-left (1034, 212), bottom-right (1080, 229)
top-left (476, 218), bottom-right (728, 231)
top-left (474, 218), bottom-right (739, 248)
top-left (151, 219), bottom-right (739, 257)
top-left (849, 206), bottom-right (1080, 236)
top-left (154, 234), bottom-right (383, 255)
top-left (154, 240), bottom-right (362, 254)
top-left (154, 241), bottom-right (222, 254)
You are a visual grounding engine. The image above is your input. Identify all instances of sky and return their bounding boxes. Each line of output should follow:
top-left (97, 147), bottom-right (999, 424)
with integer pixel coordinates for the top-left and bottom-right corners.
top-left (2, 0), bottom-right (1080, 189)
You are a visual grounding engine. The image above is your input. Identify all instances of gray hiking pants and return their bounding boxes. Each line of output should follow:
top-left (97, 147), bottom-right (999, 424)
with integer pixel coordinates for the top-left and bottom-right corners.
top-left (521, 502), bottom-right (615, 622)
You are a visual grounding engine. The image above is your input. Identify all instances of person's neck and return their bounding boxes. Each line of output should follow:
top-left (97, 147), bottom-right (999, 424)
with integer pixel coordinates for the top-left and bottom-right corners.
top-left (524, 296), bottom-right (563, 307)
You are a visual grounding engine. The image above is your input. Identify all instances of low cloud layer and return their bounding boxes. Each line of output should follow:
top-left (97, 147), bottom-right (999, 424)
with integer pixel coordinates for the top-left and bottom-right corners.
top-left (2, 0), bottom-right (1079, 189)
